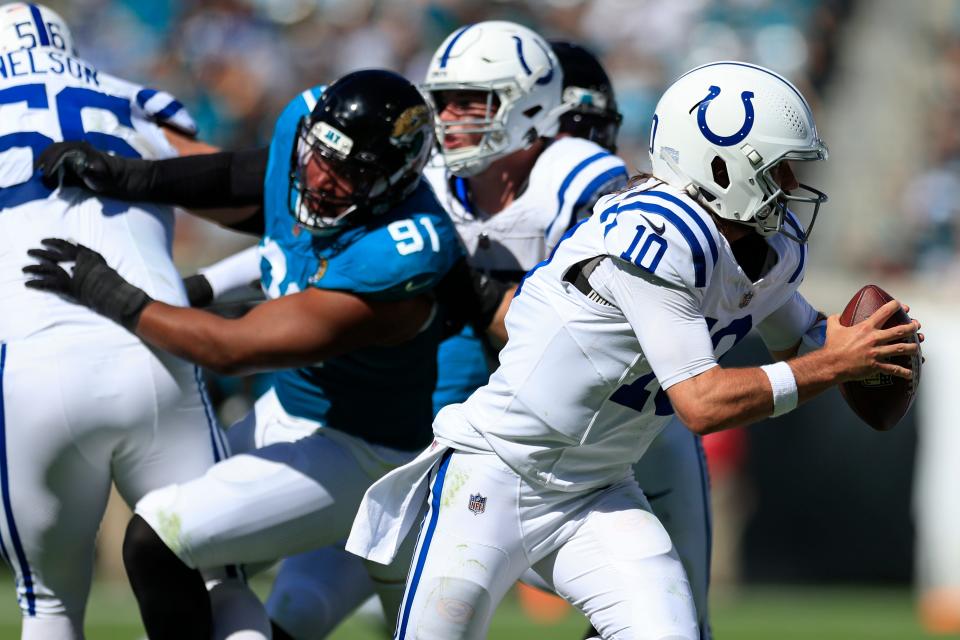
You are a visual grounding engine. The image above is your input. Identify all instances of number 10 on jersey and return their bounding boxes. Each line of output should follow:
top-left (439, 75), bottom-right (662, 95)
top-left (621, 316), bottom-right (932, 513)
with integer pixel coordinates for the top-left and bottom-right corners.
top-left (621, 224), bottom-right (668, 274)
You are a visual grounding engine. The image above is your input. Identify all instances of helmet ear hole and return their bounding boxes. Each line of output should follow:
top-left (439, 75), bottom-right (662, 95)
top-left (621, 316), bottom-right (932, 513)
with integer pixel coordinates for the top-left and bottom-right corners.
top-left (523, 105), bottom-right (543, 119)
top-left (711, 156), bottom-right (730, 188)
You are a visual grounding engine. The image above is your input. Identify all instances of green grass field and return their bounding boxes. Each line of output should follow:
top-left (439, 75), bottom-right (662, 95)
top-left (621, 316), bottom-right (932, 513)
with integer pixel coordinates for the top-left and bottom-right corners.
top-left (0, 578), bottom-right (945, 639)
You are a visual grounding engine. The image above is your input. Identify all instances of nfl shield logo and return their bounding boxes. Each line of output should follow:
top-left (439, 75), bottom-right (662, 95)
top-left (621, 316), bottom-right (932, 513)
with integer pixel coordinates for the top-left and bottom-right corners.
top-left (468, 493), bottom-right (486, 515)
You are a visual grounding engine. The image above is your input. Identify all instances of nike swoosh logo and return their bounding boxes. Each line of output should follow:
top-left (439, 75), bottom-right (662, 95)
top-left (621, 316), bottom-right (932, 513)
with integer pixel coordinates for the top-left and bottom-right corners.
top-left (404, 278), bottom-right (432, 292)
top-left (645, 488), bottom-right (673, 502)
top-left (639, 214), bottom-right (666, 236)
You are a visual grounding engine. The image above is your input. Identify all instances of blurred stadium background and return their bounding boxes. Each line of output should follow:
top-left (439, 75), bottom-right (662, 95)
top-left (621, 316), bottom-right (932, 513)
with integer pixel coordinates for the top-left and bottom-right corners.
top-left (4, 0), bottom-right (960, 637)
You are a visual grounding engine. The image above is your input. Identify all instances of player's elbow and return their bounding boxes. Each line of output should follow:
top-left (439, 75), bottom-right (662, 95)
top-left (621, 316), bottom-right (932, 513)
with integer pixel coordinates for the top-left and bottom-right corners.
top-left (188, 339), bottom-right (253, 376)
top-left (191, 350), bottom-right (244, 376)
top-left (673, 403), bottom-right (724, 435)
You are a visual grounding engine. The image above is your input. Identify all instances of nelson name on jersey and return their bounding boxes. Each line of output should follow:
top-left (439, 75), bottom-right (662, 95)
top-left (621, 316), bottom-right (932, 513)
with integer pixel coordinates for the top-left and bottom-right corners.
top-left (0, 48), bottom-right (98, 85)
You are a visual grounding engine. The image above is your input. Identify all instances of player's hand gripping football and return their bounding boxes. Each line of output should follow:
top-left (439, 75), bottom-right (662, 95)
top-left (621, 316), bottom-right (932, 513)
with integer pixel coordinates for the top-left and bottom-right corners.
top-left (35, 141), bottom-right (123, 192)
top-left (23, 238), bottom-right (153, 331)
top-left (821, 299), bottom-right (922, 383)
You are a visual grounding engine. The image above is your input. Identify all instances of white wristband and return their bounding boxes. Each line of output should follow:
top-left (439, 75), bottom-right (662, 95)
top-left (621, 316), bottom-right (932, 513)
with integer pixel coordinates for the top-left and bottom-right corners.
top-left (761, 361), bottom-right (798, 417)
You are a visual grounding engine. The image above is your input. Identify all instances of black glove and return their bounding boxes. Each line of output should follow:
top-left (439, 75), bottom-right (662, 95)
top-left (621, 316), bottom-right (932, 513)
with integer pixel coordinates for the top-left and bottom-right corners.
top-left (23, 239), bottom-right (153, 331)
top-left (183, 274), bottom-right (214, 307)
top-left (35, 141), bottom-right (127, 192)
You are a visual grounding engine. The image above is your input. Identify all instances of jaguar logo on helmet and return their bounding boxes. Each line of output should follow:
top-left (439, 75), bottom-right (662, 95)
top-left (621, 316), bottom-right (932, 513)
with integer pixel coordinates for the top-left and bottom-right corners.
top-left (391, 105), bottom-right (431, 143)
top-left (289, 69), bottom-right (435, 235)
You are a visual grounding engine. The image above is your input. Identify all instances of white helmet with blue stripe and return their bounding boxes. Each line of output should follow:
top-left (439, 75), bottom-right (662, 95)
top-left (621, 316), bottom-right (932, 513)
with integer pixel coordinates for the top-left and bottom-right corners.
top-left (423, 20), bottom-right (565, 177)
top-left (649, 61), bottom-right (828, 242)
top-left (0, 2), bottom-right (75, 56)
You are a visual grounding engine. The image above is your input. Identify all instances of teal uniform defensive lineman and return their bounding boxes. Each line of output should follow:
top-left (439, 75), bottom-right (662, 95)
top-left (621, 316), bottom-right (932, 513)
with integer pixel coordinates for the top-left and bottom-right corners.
top-left (260, 85), bottom-right (459, 450)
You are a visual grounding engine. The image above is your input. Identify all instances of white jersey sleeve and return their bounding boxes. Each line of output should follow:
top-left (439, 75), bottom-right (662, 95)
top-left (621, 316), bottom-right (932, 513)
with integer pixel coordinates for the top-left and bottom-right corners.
top-left (754, 290), bottom-right (819, 352)
top-left (593, 257), bottom-right (717, 390)
top-left (199, 245), bottom-right (261, 300)
top-left (96, 72), bottom-right (197, 159)
top-left (130, 86), bottom-right (198, 138)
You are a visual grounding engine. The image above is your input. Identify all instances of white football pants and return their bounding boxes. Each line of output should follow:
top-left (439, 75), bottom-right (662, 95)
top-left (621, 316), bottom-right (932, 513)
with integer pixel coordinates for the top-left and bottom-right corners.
top-left (0, 329), bottom-right (230, 640)
top-left (255, 416), bottom-right (713, 639)
top-left (135, 387), bottom-right (417, 630)
top-left (632, 419), bottom-right (712, 639)
top-left (393, 450), bottom-right (699, 640)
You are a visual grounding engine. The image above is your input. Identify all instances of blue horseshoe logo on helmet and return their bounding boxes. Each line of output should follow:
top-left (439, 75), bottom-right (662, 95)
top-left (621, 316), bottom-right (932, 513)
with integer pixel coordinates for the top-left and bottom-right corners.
top-left (696, 86), bottom-right (755, 147)
top-left (513, 36), bottom-right (555, 86)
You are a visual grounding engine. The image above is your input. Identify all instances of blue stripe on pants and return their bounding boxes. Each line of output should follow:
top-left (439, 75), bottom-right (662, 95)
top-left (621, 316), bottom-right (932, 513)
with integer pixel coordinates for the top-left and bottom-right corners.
top-left (194, 367), bottom-right (227, 462)
top-left (0, 344), bottom-right (36, 615)
top-left (396, 450), bottom-right (453, 639)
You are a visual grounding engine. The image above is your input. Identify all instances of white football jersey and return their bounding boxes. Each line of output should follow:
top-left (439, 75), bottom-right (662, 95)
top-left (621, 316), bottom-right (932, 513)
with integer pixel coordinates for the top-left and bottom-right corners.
top-left (424, 136), bottom-right (628, 278)
top-left (0, 46), bottom-right (197, 341)
top-left (434, 178), bottom-right (813, 491)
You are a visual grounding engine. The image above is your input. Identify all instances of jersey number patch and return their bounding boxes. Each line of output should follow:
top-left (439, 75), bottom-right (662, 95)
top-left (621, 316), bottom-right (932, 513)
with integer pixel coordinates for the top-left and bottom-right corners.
top-left (620, 223), bottom-right (668, 274)
top-left (0, 83), bottom-right (141, 210)
top-left (387, 217), bottom-right (441, 256)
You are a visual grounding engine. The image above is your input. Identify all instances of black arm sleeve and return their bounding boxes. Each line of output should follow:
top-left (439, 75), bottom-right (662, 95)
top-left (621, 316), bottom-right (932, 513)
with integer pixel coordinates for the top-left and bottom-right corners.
top-left (434, 258), bottom-right (514, 338)
top-left (106, 147), bottom-right (269, 209)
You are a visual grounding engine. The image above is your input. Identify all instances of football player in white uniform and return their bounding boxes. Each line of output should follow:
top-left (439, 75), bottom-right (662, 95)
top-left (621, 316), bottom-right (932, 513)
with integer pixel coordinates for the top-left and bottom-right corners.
top-left (0, 3), bottom-right (266, 639)
top-left (426, 22), bottom-right (628, 417)
top-left (347, 61), bottom-right (922, 639)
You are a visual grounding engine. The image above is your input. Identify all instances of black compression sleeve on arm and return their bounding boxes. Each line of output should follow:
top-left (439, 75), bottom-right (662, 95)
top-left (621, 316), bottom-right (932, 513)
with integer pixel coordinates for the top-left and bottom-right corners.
top-left (110, 147), bottom-right (269, 208)
top-left (434, 258), bottom-right (514, 336)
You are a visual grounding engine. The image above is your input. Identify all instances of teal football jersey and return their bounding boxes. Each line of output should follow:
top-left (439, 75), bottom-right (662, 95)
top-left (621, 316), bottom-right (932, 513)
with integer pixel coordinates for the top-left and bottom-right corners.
top-left (259, 86), bottom-right (462, 450)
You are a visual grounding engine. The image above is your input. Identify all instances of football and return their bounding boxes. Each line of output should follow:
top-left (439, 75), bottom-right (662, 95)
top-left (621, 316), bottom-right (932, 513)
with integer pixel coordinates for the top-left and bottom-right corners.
top-left (838, 285), bottom-right (921, 431)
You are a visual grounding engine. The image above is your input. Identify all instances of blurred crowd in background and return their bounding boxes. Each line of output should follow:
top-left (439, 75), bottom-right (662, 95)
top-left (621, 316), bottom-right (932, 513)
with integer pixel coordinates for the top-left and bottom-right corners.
top-left (899, 3), bottom-right (960, 282)
top-left (29, 0), bottom-right (960, 632)
top-left (47, 0), bottom-right (858, 268)
top-left (46, 0), bottom-right (960, 297)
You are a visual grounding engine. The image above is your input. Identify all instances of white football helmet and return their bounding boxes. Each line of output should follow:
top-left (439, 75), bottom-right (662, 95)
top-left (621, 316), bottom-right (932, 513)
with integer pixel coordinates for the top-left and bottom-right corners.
top-left (0, 3), bottom-right (75, 56)
top-left (423, 20), bottom-right (565, 177)
top-left (649, 61), bottom-right (828, 242)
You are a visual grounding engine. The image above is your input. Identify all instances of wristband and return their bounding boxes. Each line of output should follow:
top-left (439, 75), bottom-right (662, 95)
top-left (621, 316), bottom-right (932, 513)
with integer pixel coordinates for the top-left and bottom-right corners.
top-left (761, 361), bottom-right (798, 417)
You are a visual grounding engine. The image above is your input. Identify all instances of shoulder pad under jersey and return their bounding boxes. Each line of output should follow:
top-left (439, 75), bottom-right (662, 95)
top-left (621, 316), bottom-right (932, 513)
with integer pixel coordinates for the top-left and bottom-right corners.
top-left (600, 184), bottom-right (720, 294)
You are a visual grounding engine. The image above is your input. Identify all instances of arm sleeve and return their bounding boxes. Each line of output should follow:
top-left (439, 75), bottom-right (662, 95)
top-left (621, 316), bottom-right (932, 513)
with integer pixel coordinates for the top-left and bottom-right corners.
top-left (105, 147), bottom-right (269, 208)
top-left (597, 257), bottom-right (718, 390)
top-left (754, 291), bottom-right (819, 352)
top-left (433, 258), bottom-right (513, 337)
top-left (198, 245), bottom-right (262, 300)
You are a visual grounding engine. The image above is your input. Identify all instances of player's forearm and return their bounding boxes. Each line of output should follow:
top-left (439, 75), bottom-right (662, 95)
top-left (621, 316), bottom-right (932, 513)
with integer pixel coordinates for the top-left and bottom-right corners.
top-left (671, 367), bottom-right (776, 434)
top-left (134, 303), bottom-right (272, 376)
top-left (121, 148), bottom-right (268, 209)
top-left (672, 357), bottom-right (841, 434)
